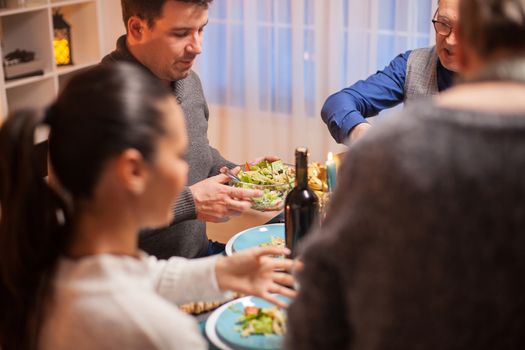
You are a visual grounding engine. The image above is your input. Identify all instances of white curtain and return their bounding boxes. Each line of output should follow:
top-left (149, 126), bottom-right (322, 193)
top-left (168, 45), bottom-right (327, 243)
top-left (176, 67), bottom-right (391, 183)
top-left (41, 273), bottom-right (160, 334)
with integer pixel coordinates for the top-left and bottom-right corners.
top-left (196, 0), bottom-right (437, 164)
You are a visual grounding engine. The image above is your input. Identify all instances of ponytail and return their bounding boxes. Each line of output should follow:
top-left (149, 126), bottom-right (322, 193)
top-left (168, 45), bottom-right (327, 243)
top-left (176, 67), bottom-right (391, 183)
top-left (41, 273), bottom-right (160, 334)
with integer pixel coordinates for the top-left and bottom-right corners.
top-left (0, 109), bottom-right (70, 350)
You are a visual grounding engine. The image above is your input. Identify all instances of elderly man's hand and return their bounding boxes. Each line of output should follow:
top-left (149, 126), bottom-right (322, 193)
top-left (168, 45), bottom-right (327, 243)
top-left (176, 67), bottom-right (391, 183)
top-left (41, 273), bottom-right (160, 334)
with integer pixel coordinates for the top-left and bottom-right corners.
top-left (189, 174), bottom-right (262, 223)
top-left (348, 122), bottom-right (372, 143)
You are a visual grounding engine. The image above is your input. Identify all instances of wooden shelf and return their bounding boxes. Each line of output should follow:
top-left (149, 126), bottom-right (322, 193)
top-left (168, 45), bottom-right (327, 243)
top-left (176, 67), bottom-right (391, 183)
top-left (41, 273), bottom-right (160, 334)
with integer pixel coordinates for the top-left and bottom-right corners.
top-left (6, 76), bottom-right (56, 111)
top-left (50, 0), bottom-right (94, 7)
top-left (5, 71), bottom-right (55, 89)
top-left (0, 0), bottom-right (104, 117)
top-left (56, 60), bottom-right (97, 75)
top-left (0, 1), bottom-right (48, 17)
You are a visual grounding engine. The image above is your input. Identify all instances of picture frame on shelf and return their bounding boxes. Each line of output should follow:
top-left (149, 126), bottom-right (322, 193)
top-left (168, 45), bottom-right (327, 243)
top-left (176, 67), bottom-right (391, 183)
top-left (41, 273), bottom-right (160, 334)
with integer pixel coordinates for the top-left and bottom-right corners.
top-left (3, 48), bottom-right (45, 81)
top-left (4, 60), bottom-right (44, 80)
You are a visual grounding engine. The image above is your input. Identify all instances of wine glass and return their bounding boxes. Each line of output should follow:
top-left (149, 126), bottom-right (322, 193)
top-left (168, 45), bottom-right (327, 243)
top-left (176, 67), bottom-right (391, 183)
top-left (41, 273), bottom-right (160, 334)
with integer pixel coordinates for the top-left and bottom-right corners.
top-left (318, 191), bottom-right (332, 224)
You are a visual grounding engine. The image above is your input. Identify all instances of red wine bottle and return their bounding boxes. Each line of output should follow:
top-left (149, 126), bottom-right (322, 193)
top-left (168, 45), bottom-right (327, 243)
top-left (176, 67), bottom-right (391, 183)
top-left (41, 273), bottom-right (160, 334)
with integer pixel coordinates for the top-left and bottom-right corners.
top-left (284, 148), bottom-right (319, 257)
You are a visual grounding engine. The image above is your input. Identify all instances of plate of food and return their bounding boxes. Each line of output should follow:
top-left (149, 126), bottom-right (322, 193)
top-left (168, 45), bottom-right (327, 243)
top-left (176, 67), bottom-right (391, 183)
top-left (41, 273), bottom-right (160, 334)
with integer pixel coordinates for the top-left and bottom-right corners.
top-left (205, 296), bottom-right (288, 350)
top-left (225, 224), bottom-right (285, 256)
top-left (231, 160), bottom-right (295, 211)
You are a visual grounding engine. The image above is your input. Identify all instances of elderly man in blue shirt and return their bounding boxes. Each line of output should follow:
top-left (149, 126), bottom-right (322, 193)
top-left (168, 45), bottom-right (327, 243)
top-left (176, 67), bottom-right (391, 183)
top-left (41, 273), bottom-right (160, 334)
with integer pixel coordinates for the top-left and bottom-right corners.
top-left (322, 0), bottom-right (459, 144)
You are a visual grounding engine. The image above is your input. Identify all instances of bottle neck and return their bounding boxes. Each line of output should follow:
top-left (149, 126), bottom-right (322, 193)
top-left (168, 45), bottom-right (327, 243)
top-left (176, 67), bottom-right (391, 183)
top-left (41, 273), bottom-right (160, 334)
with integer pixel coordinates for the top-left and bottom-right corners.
top-left (295, 152), bottom-right (308, 188)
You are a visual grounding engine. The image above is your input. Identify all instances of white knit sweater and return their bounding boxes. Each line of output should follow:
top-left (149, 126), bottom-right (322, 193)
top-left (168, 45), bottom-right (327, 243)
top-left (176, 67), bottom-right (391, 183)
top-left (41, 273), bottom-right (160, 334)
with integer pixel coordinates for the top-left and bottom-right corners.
top-left (39, 253), bottom-right (227, 349)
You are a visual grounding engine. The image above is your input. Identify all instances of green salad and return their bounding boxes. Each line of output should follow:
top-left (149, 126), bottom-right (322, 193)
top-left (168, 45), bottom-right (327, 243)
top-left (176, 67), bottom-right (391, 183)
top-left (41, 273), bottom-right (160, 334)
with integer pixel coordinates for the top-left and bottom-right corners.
top-left (234, 160), bottom-right (295, 211)
top-left (236, 306), bottom-right (286, 337)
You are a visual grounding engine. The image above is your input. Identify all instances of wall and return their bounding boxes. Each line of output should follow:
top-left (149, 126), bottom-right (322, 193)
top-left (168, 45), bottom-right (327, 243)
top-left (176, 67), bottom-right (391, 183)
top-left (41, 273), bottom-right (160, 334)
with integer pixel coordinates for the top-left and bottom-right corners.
top-left (99, 0), bottom-right (124, 55)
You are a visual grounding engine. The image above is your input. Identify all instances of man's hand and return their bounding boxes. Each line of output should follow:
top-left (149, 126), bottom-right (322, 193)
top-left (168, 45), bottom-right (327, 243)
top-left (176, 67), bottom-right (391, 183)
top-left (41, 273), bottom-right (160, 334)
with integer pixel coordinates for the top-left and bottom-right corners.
top-left (348, 122), bottom-right (372, 143)
top-left (189, 174), bottom-right (263, 223)
top-left (248, 155), bottom-right (280, 165)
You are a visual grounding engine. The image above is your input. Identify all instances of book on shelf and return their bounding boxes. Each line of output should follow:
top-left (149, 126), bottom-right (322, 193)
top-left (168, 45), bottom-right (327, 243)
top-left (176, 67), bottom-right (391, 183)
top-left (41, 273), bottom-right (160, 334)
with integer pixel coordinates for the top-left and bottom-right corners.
top-left (4, 59), bottom-right (45, 81)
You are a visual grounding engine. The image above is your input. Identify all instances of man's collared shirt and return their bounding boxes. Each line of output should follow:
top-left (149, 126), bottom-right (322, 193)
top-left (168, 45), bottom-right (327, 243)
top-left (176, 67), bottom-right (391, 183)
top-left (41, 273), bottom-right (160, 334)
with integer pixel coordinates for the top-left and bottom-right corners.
top-left (321, 50), bottom-right (455, 143)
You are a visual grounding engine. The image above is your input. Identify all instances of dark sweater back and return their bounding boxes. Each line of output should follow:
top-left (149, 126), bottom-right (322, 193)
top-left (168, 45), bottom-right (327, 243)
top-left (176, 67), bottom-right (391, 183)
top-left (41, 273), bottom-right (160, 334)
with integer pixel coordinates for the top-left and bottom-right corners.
top-left (286, 103), bottom-right (525, 349)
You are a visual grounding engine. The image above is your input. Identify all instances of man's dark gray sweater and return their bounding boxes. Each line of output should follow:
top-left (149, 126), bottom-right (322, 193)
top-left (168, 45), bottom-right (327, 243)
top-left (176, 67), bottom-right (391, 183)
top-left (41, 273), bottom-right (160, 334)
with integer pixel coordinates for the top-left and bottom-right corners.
top-left (101, 35), bottom-right (235, 259)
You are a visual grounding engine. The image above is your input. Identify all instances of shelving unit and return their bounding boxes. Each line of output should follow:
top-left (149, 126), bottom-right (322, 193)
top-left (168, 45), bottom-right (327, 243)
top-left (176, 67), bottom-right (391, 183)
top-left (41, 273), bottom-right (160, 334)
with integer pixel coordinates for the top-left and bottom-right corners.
top-left (0, 0), bottom-right (104, 118)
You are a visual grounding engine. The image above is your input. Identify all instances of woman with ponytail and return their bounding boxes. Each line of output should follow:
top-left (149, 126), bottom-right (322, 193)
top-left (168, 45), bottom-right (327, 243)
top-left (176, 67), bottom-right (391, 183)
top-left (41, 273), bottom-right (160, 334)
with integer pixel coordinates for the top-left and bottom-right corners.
top-left (0, 63), bottom-right (296, 350)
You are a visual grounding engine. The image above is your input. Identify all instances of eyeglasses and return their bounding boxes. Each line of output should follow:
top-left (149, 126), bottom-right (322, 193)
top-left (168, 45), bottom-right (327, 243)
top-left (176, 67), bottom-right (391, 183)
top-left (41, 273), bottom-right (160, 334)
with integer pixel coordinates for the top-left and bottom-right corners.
top-left (431, 10), bottom-right (454, 37)
top-left (432, 19), bottom-right (453, 36)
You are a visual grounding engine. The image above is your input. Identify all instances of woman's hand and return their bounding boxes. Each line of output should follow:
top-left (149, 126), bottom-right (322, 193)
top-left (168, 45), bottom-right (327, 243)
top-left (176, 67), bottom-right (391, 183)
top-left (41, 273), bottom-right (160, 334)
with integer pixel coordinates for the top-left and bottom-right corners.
top-left (215, 247), bottom-right (299, 308)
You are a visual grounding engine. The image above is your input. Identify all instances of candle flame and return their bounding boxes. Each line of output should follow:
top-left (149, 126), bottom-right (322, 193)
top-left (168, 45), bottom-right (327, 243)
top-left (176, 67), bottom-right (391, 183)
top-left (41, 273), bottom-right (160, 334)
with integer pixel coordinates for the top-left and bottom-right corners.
top-left (327, 152), bottom-right (334, 161)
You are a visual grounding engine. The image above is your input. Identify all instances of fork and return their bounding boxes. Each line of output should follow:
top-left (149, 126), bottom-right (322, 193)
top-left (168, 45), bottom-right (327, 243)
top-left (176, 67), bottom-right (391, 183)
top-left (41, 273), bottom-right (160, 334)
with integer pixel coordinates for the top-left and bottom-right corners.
top-left (220, 167), bottom-right (241, 182)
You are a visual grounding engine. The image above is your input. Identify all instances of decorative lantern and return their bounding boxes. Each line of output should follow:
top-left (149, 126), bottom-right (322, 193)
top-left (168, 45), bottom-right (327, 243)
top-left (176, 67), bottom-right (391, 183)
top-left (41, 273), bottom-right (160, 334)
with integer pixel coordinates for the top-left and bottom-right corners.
top-left (53, 11), bottom-right (73, 66)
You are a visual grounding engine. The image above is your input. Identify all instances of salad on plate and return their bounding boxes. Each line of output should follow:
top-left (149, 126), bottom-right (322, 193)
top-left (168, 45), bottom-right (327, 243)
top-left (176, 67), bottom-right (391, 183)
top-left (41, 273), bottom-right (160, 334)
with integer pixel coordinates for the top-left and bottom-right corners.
top-left (235, 306), bottom-right (287, 338)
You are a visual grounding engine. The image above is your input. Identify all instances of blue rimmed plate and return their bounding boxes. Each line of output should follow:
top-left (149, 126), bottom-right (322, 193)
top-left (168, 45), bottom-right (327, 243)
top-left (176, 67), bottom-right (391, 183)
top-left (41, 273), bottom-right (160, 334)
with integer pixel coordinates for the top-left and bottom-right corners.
top-left (205, 296), bottom-right (288, 350)
top-left (225, 224), bottom-right (285, 256)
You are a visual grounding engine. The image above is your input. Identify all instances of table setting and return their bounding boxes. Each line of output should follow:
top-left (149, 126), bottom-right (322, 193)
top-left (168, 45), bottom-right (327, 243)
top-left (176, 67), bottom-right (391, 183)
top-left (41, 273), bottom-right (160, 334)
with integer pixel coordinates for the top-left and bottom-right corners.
top-left (205, 295), bottom-right (289, 350)
top-left (190, 152), bottom-right (342, 349)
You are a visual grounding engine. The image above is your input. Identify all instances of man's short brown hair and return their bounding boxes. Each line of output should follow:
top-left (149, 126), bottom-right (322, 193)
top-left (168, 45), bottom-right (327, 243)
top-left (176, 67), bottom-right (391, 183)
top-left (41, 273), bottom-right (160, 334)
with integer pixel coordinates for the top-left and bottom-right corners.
top-left (121, 0), bottom-right (213, 29)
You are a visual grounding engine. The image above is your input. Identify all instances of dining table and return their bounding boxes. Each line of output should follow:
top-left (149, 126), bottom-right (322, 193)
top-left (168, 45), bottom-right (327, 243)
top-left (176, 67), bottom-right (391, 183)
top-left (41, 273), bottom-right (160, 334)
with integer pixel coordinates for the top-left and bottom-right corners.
top-left (197, 209), bottom-right (284, 349)
top-left (198, 153), bottom-right (345, 348)
top-left (207, 208), bottom-right (283, 244)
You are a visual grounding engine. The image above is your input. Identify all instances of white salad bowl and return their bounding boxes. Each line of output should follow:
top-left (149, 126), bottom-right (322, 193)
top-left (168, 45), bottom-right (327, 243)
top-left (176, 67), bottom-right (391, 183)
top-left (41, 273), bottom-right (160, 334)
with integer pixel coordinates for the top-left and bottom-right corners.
top-left (231, 161), bottom-right (294, 211)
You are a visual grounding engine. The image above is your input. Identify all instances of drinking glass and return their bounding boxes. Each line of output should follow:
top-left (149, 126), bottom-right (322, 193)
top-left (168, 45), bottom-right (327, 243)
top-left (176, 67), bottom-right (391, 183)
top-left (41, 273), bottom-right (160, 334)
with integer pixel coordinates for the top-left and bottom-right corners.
top-left (318, 191), bottom-right (332, 224)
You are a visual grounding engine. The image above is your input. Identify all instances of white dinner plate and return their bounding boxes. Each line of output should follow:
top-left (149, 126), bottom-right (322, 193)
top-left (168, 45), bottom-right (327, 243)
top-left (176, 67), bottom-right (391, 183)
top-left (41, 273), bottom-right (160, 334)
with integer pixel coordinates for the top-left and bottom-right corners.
top-left (205, 297), bottom-right (254, 350)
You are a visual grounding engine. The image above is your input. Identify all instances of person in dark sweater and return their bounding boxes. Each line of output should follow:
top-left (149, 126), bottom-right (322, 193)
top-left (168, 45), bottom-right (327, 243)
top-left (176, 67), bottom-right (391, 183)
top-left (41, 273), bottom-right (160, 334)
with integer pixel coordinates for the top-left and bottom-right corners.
top-left (102, 0), bottom-right (266, 259)
top-left (285, 0), bottom-right (525, 349)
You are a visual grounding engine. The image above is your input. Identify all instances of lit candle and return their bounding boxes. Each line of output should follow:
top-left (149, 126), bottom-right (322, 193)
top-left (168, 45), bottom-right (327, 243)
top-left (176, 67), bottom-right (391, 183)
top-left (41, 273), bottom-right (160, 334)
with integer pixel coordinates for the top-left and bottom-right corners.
top-left (326, 152), bottom-right (337, 192)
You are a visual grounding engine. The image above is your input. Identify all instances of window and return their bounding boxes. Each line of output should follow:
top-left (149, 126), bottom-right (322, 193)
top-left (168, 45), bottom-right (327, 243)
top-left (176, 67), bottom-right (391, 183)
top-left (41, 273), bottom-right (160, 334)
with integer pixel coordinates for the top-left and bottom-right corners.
top-left (197, 0), bottom-right (435, 116)
top-left (342, 0), bottom-right (434, 86)
top-left (198, 0), bottom-right (245, 107)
